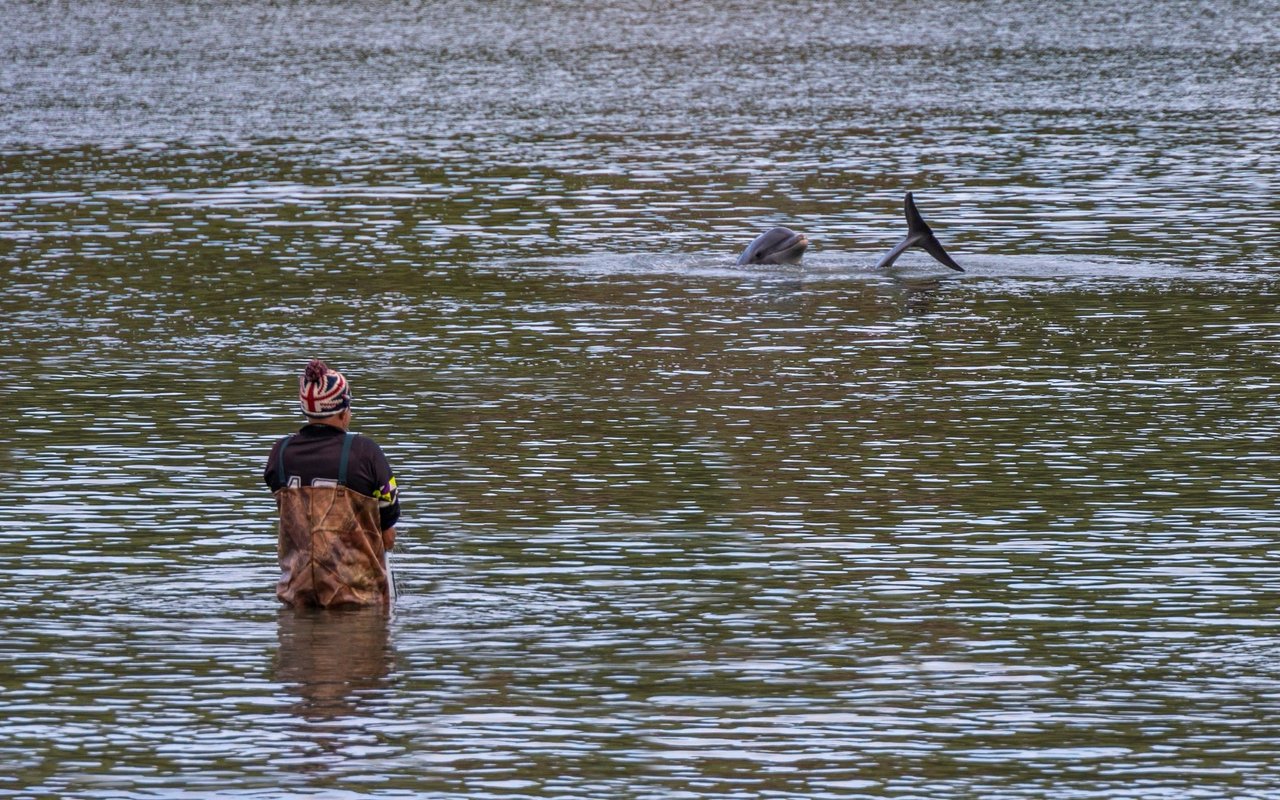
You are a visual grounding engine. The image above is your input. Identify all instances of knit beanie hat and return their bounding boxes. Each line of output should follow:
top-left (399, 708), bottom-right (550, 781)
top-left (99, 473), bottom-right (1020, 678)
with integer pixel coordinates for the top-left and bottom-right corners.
top-left (298, 359), bottom-right (352, 418)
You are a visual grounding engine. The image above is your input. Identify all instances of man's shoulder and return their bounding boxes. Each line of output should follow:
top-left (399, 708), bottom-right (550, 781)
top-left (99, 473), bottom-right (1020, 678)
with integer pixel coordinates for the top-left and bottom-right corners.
top-left (349, 431), bottom-right (391, 458)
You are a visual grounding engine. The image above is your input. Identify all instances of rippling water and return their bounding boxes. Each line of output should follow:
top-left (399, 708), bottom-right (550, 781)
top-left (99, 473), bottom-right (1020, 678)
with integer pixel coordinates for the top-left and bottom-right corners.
top-left (2, 1), bottom-right (1280, 798)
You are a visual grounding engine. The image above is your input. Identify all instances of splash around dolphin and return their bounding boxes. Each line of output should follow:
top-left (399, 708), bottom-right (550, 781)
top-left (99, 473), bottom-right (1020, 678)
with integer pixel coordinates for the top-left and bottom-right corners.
top-left (735, 192), bottom-right (963, 272)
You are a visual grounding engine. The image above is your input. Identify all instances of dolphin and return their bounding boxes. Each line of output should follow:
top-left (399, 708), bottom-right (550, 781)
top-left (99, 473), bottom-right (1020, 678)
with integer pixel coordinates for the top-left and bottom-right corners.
top-left (737, 226), bottom-right (809, 265)
top-left (874, 192), bottom-right (963, 272)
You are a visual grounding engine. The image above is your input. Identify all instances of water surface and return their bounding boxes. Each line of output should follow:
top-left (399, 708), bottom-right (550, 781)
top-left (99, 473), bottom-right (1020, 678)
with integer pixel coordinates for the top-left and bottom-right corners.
top-left (2, 1), bottom-right (1279, 798)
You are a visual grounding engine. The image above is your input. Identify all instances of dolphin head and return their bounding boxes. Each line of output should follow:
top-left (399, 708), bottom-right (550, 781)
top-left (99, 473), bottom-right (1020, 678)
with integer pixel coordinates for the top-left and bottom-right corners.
top-left (736, 227), bottom-right (809, 266)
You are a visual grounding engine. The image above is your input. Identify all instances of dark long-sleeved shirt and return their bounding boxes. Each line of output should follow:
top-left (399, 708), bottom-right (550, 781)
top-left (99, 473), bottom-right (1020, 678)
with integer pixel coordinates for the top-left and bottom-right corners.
top-left (263, 424), bottom-right (400, 530)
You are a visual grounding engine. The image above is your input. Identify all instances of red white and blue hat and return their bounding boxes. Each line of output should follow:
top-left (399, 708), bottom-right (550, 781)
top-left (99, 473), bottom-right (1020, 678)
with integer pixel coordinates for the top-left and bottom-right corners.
top-left (298, 359), bottom-right (352, 418)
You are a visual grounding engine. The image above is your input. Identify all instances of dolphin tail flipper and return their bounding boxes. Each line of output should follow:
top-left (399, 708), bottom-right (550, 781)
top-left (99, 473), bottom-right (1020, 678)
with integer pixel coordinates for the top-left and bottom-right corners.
top-left (877, 192), bottom-right (964, 272)
top-left (920, 232), bottom-right (964, 272)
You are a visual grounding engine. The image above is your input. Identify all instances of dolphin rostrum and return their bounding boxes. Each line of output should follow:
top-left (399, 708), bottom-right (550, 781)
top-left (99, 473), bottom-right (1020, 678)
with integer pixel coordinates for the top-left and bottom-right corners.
top-left (736, 227), bottom-right (809, 266)
top-left (874, 192), bottom-right (963, 272)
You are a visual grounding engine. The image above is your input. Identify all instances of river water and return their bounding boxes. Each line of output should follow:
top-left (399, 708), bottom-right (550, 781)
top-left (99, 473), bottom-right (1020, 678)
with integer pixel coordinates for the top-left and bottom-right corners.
top-left (2, 2), bottom-right (1279, 798)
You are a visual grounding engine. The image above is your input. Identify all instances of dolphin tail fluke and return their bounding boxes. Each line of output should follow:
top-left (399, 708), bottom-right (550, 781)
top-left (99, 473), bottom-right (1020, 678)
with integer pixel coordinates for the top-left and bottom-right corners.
top-left (877, 192), bottom-right (964, 272)
top-left (920, 232), bottom-right (964, 272)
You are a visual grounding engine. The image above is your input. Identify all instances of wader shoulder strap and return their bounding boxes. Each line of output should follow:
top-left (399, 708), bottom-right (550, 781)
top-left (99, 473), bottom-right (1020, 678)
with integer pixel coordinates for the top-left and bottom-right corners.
top-left (338, 432), bottom-right (357, 487)
top-left (276, 435), bottom-right (294, 486)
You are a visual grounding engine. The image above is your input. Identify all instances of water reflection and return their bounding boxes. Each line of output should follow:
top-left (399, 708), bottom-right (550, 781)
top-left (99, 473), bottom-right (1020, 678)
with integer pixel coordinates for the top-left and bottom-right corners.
top-left (273, 606), bottom-right (395, 722)
top-left (2, 0), bottom-right (1280, 797)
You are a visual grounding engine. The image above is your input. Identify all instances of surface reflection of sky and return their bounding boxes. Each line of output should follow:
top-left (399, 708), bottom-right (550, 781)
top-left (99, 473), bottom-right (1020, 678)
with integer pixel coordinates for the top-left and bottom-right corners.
top-left (2, 0), bottom-right (1279, 797)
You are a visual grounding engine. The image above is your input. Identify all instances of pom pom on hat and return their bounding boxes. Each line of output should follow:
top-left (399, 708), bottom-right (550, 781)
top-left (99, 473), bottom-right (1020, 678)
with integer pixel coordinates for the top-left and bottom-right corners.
top-left (299, 359), bottom-right (351, 418)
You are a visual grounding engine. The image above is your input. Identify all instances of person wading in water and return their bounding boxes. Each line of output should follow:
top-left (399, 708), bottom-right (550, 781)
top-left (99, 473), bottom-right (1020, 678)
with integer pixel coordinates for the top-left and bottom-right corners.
top-left (263, 360), bottom-right (401, 607)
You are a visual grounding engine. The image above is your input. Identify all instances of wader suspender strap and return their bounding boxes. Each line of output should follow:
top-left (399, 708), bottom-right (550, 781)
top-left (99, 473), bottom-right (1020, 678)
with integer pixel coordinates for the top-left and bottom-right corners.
top-left (276, 432), bottom-right (355, 486)
top-left (337, 432), bottom-right (356, 487)
top-left (276, 435), bottom-right (293, 486)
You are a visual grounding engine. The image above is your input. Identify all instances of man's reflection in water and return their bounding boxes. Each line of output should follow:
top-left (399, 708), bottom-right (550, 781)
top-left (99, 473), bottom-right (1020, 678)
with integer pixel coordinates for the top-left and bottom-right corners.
top-left (273, 606), bottom-right (394, 721)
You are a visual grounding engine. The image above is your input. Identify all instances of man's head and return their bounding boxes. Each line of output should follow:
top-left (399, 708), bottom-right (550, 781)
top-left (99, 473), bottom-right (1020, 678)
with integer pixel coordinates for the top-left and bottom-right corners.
top-left (299, 359), bottom-right (352, 427)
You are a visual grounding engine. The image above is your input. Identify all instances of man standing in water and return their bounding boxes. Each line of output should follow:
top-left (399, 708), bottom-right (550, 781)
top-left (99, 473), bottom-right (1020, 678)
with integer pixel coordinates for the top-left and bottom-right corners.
top-left (263, 360), bottom-right (400, 607)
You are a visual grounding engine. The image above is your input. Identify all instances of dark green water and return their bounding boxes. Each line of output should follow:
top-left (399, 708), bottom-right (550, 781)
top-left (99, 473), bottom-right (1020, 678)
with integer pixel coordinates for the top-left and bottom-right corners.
top-left (2, 2), bottom-right (1279, 798)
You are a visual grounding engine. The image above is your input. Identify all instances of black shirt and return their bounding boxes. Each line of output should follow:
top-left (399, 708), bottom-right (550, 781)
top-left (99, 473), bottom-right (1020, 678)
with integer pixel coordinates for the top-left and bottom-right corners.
top-left (263, 424), bottom-right (401, 530)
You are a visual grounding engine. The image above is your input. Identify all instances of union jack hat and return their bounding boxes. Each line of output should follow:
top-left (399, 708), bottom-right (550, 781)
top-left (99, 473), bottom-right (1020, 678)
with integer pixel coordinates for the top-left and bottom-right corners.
top-left (298, 359), bottom-right (352, 418)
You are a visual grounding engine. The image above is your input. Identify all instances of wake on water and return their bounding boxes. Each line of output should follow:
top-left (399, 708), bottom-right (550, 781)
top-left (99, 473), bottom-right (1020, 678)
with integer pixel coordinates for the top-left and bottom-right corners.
top-left (503, 250), bottom-right (1255, 288)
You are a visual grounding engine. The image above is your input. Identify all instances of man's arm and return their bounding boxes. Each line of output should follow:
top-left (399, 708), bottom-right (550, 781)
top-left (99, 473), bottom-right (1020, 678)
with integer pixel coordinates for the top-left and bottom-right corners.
top-left (366, 439), bottom-right (401, 532)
